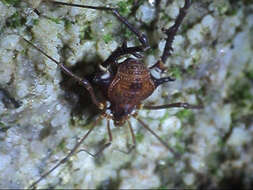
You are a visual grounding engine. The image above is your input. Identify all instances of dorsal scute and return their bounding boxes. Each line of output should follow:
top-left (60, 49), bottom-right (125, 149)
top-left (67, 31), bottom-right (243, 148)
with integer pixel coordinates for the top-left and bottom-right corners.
top-left (107, 58), bottom-right (156, 122)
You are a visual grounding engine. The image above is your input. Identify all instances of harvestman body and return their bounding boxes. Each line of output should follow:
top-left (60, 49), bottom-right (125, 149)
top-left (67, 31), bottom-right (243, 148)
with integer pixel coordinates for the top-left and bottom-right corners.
top-left (22, 0), bottom-right (202, 188)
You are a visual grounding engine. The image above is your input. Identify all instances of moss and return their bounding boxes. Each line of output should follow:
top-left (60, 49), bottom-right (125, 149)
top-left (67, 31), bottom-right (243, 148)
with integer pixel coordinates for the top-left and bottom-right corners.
top-left (58, 139), bottom-right (66, 150)
top-left (156, 186), bottom-right (168, 190)
top-left (174, 129), bottom-right (183, 139)
top-left (226, 69), bottom-right (253, 125)
top-left (116, 0), bottom-right (138, 40)
top-left (206, 152), bottom-right (222, 176)
top-left (146, 47), bottom-right (156, 55)
top-left (5, 12), bottom-right (26, 28)
top-left (47, 17), bottom-right (62, 24)
top-left (229, 79), bottom-right (252, 107)
top-left (0, 122), bottom-right (10, 132)
top-left (167, 157), bottom-right (175, 165)
top-left (39, 125), bottom-right (52, 140)
top-left (121, 26), bottom-right (134, 40)
top-left (174, 143), bottom-right (185, 154)
top-left (217, 3), bottom-right (229, 15)
top-left (185, 65), bottom-right (197, 76)
top-left (135, 132), bottom-right (144, 143)
top-left (96, 177), bottom-right (121, 190)
top-left (104, 20), bottom-right (113, 28)
top-left (185, 87), bottom-right (204, 96)
top-left (169, 67), bottom-right (182, 79)
top-left (217, 137), bottom-right (225, 148)
top-left (171, 92), bottom-right (183, 100)
top-left (103, 33), bottom-right (113, 44)
top-left (63, 18), bottom-right (72, 30)
top-left (160, 14), bottom-right (170, 22)
top-left (160, 112), bottom-right (169, 123)
top-left (175, 109), bottom-right (195, 124)
top-left (32, 19), bottom-right (39, 26)
top-left (245, 69), bottom-right (253, 80)
top-left (1, 0), bottom-right (20, 6)
top-left (80, 24), bottom-right (94, 41)
top-left (227, 9), bottom-right (237, 16)
top-left (117, 0), bottom-right (133, 16)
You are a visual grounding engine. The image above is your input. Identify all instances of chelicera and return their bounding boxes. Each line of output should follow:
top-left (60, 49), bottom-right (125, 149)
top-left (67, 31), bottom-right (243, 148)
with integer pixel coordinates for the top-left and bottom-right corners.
top-left (22, 0), bottom-right (202, 188)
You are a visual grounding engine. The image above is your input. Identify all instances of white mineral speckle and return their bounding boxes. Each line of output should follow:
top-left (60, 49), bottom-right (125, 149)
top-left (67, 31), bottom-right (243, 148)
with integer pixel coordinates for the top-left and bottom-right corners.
top-left (0, 154), bottom-right (11, 171)
top-left (162, 116), bottom-right (181, 133)
top-left (166, 1), bottom-right (179, 19)
top-left (0, 34), bottom-right (19, 49)
top-left (97, 40), bottom-right (118, 60)
top-left (201, 15), bottom-right (216, 32)
top-left (25, 0), bottom-right (43, 9)
top-left (16, 80), bottom-right (29, 98)
top-left (190, 155), bottom-right (206, 173)
top-left (183, 173), bottom-right (195, 186)
top-left (173, 35), bottom-right (184, 53)
top-left (187, 24), bottom-right (204, 45)
top-left (120, 163), bottom-right (160, 189)
top-left (137, 3), bottom-right (156, 24)
top-left (227, 126), bottom-right (251, 147)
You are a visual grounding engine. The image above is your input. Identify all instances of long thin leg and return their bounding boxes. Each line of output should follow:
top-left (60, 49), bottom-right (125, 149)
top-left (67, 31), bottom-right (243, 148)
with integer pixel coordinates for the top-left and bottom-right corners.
top-left (148, 60), bottom-right (167, 72)
top-left (46, 0), bottom-right (149, 67)
top-left (135, 117), bottom-right (179, 157)
top-left (29, 116), bottom-right (102, 189)
top-left (127, 120), bottom-right (136, 149)
top-left (102, 41), bottom-right (145, 67)
top-left (151, 74), bottom-right (175, 87)
top-left (114, 120), bottom-right (136, 154)
top-left (78, 119), bottom-right (113, 158)
top-left (150, 0), bottom-right (191, 71)
top-left (93, 119), bottom-right (113, 157)
top-left (143, 102), bottom-right (203, 110)
top-left (161, 0), bottom-right (191, 63)
top-left (124, 120), bottom-right (136, 154)
top-left (21, 37), bottom-right (104, 110)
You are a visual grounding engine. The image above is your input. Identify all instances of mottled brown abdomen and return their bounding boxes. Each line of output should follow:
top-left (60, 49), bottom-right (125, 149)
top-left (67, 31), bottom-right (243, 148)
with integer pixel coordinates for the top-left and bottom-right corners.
top-left (108, 58), bottom-right (155, 106)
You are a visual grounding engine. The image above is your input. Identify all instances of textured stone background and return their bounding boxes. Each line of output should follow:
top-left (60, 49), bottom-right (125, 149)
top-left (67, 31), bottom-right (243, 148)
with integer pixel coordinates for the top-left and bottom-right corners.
top-left (0, 0), bottom-right (252, 189)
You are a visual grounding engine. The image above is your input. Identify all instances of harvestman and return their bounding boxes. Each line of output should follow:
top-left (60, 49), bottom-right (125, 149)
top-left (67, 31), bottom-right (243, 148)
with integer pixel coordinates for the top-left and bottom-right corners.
top-left (22, 0), bottom-right (202, 188)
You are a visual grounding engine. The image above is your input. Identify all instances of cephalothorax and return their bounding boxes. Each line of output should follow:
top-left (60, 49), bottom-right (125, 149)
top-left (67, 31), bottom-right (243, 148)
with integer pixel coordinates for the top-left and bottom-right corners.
top-left (22, 0), bottom-right (202, 188)
top-left (95, 57), bottom-right (170, 125)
